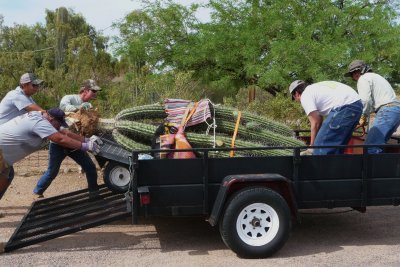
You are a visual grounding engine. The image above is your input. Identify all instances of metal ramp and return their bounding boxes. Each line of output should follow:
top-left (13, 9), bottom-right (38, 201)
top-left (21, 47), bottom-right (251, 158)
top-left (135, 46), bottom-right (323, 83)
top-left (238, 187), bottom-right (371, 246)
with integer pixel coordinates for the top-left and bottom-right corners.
top-left (4, 184), bottom-right (130, 253)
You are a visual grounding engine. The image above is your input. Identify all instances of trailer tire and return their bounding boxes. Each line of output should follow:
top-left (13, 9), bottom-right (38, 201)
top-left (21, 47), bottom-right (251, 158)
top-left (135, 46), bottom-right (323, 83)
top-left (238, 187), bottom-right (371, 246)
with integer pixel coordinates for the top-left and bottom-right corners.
top-left (219, 187), bottom-right (291, 258)
top-left (103, 161), bottom-right (130, 193)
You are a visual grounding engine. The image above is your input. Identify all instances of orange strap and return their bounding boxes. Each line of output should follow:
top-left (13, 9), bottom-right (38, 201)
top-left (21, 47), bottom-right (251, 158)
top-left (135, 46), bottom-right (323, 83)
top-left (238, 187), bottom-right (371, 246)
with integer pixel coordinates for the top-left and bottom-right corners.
top-left (230, 111), bottom-right (241, 157)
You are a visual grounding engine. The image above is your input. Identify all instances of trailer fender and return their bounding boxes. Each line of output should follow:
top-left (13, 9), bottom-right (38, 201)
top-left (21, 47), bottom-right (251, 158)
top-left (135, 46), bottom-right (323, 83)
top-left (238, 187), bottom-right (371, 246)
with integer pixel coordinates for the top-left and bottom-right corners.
top-left (207, 173), bottom-right (297, 226)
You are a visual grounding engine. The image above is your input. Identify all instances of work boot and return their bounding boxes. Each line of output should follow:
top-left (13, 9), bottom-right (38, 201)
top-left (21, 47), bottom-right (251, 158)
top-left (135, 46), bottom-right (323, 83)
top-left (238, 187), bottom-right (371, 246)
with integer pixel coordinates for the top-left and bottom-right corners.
top-left (33, 193), bottom-right (44, 200)
top-left (88, 188), bottom-right (102, 200)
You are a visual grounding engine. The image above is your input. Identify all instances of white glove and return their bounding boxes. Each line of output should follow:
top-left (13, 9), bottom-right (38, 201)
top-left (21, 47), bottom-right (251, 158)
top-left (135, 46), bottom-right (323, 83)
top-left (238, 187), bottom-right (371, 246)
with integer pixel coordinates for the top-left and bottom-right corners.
top-left (300, 149), bottom-right (313, 156)
top-left (81, 140), bottom-right (100, 155)
top-left (85, 135), bottom-right (103, 146)
top-left (80, 102), bottom-right (92, 110)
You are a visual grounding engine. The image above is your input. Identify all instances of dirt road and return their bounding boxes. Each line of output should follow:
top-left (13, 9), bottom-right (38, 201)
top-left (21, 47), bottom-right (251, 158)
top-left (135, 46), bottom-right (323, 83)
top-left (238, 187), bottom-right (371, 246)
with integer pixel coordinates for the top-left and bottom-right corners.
top-left (1, 166), bottom-right (400, 266)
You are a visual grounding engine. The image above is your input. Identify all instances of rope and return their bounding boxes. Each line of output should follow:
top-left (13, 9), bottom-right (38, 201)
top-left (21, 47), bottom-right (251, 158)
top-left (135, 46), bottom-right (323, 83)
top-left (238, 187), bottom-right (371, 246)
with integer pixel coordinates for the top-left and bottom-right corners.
top-left (204, 99), bottom-right (218, 148)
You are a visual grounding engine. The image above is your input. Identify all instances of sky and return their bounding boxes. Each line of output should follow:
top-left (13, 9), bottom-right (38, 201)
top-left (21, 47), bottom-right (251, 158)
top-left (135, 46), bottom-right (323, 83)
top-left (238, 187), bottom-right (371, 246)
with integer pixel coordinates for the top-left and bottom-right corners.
top-left (0, 0), bottom-right (210, 37)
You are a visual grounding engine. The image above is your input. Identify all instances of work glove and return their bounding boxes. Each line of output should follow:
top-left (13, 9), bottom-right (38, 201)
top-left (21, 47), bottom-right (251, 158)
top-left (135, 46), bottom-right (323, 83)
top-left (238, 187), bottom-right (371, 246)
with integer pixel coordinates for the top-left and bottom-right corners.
top-left (85, 135), bottom-right (103, 146)
top-left (80, 102), bottom-right (92, 110)
top-left (356, 114), bottom-right (367, 128)
top-left (81, 140), bottom-right (101, 155)
top-left (300, 149), bottom-right (313, 156)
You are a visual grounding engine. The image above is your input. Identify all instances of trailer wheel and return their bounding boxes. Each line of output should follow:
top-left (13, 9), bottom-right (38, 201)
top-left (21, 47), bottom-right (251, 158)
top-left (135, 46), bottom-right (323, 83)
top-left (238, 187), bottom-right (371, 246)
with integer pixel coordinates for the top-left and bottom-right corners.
top-left (219, 187), bottom-right (291, 258)
top-left (103, 161), bottom-right (131, 192)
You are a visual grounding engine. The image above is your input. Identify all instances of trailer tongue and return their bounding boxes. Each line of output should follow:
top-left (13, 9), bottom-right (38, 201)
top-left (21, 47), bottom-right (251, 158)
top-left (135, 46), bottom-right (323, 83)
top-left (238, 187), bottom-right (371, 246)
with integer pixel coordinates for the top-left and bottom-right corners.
top-left (4, 185), bottom-right (129, 252)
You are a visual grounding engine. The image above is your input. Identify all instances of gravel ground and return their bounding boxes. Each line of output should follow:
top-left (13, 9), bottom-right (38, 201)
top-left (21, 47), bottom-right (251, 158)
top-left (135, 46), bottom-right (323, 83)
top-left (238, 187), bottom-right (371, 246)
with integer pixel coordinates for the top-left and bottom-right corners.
top-left (1, 154), bottom-right (400, 266)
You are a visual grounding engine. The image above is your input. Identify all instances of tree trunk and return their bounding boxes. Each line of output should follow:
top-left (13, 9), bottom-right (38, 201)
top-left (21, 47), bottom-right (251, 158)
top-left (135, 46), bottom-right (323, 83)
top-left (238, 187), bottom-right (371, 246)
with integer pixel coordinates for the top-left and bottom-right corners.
top-left (55, 7), bottom-right (69, 68)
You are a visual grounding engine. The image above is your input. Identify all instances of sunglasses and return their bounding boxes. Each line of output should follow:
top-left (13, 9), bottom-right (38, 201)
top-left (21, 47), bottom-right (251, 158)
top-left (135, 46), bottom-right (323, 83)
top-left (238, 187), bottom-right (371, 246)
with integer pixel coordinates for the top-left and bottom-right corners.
top-left (32, 83), bottom-right (40, 88)
top-left (90, 89), bottom-right (98, 93)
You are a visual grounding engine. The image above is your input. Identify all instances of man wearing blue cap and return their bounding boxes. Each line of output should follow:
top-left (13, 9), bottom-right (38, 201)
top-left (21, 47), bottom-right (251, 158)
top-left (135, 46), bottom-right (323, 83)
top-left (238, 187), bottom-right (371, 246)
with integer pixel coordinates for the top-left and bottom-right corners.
top-left (0, 108), bottom-right (100, 200)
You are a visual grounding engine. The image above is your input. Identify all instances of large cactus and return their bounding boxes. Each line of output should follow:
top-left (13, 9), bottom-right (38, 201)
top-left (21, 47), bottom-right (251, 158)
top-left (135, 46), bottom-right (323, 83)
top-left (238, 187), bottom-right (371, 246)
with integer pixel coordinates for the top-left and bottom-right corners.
top-left (213, 105), bottom-right (294, 137)
top-left (115, 103), bottom-right (165, 121)
top-left (105, 101), bottom-right (303, 157)
top-left (114, 102), bottom-right (294, 137)
top-left (115, 120), bottom-right (292, 157)
top-left (112, 129), bottom-right (150, 151)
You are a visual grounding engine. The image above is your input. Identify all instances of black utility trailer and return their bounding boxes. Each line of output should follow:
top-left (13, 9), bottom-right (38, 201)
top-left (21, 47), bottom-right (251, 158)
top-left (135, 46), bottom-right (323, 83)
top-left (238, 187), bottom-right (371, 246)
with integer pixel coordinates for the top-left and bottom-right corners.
top-left (121, 144), bottom-right (400, 258)
top-left (5, 137), bottom-right (400, 258)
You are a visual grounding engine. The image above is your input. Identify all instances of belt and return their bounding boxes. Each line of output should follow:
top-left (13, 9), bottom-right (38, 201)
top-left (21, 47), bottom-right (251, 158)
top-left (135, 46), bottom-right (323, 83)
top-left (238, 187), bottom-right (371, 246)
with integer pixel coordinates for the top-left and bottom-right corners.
top-left (376, 102), bottom-right (400, 112)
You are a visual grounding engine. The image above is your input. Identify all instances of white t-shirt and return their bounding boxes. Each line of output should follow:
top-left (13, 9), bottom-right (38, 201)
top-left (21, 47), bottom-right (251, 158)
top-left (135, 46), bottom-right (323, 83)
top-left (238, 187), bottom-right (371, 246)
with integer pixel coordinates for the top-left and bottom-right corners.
top-left (60, 94), bottom-right (92, 112)
top-left (0, 111), bottom-right (58, 165)
top-left (357, 72), bottom-right (398, 115)
top-left (301, 81), bottom-right (360, 116)
top-left (0, 87), bottom-right (36, 125)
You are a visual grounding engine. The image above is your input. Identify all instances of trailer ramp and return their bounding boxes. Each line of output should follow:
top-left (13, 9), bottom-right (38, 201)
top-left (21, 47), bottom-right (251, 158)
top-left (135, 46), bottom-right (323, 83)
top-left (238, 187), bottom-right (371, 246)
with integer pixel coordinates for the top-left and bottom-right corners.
top-left (4, 185), bottom-right (130, 252)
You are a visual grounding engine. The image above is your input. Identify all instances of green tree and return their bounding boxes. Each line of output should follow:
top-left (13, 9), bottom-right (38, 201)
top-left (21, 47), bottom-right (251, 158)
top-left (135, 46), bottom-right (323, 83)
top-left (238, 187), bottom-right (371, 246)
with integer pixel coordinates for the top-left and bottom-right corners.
top-left (115, 0), bottom-right (400, 100)
top-left (0, 7), bottom-right (115, 111)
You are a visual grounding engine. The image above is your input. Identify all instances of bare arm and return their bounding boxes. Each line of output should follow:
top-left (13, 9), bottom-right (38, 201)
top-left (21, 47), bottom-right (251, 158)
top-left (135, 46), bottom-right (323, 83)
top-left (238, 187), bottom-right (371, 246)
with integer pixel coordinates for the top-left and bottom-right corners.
top-left (59, 129), bottom-right (85, 142)
top-left (47, 132), bottom-right (83, 150)
top-left (25, 104), bottom-right (45, 112)
top-left (308, 111), bottom-right (323, 146)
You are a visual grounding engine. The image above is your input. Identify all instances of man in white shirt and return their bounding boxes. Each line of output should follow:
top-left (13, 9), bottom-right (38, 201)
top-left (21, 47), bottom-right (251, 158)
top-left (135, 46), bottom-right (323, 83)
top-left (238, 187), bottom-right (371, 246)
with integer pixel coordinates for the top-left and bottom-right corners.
top-left (0, 108), bottom-right (100, 200)
top-left (59, 79), bottom-right (101, 111)
top-left (33, 79), bottom-right (102, 198)
top-left (289, 80), bottom-right (362, 155)
top-left (345, 60), bottom-right (400, 153)
top-left (0, 73), bottom-right (44, 125)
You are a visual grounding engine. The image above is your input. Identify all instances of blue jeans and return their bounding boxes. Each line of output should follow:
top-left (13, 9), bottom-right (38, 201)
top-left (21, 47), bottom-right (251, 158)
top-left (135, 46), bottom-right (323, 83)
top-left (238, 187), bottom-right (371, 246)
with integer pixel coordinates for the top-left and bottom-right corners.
top-left (314, 100), bottom-right (362, 155)
top-left (365, 105), bottom-right (400, 154)
top-left (33, 143), bottom-right (98, 195)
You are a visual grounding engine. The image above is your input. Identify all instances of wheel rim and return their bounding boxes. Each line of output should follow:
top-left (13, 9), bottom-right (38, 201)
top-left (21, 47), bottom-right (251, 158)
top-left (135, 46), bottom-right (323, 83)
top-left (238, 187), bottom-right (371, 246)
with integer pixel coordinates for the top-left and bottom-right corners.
top-left (109, 166), bottom-right (130, 187)
top-left (236, 203), bottom-right (280, 246)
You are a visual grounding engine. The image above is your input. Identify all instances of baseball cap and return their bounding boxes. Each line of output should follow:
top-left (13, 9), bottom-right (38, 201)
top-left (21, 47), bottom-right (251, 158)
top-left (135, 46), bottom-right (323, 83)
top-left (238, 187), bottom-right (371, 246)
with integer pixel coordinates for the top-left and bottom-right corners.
top-left (288, 80), bottom-right (306, 101)
top-left (82, 79), bottom-right (101, 91)
top-left (289, 80), bottom-right (306, 94)
top-left (47, 108), bottom-right (68, 128)
top-left (20, 73), bottom-right (44, 85)
top-left (344, 60), bottom-right (367, 77)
